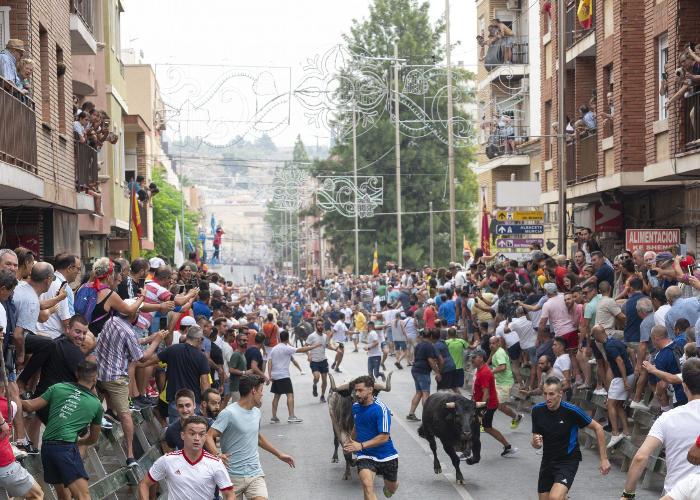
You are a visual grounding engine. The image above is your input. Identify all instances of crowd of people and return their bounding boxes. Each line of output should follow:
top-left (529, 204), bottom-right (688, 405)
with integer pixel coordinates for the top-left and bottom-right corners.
top-left (0, 230), bottom-right (698, 498)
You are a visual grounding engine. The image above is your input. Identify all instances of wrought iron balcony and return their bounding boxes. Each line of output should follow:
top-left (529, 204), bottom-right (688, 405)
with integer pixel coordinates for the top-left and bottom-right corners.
top-left (483, 35), bottom-right (529, 71)
top-left (685, 91), bottom-right (700, 151)
top-left (0, 77), bottom-right (37, 174)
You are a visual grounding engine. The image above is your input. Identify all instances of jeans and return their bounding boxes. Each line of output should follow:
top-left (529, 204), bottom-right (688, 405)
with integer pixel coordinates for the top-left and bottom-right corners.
top-left (368, 356), bottom-right (381, 379)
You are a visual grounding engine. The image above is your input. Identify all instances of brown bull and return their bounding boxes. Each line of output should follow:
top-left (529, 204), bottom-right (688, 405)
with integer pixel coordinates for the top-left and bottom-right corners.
top-left (327, 372), bottom-right (393, 480)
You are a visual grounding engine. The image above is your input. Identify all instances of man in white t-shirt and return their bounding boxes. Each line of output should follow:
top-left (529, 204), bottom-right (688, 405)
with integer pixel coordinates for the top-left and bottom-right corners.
top-left (365, 321), bottom-right (385, 381)
top-left (139, 415), bottom-right (233, 500)
top-left (306, 319), bottom-right (338, 403)
top-left (331, 314), bottom-right (348, 374)
top-left (37, 253), bottom-right (80, 338)
top-left (623, 358), bottom-right (700, 498)
top-left (551, 337), bottom-right (572, 392)
top-left (267, 330), bottom-right (315, 424)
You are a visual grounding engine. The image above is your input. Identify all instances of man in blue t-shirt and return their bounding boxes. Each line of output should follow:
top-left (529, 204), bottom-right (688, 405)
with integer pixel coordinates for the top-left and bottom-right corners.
top-left (622, 279), bottom-right (644, 343)
top-left (650, 325), bottom-right (687, 409)
top-left (438, 295), bottom-right (456, 327)
top-left (344, 375), bottom-right (399, 499)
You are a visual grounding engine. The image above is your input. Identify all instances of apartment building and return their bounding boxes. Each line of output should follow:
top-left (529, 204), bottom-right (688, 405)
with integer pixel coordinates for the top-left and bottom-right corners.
top-left (538, 0), bottom-right (700, 254)
top-left (0, 0), bottom-right (79, 258)
top-left (474, 0), bottom-right (546, 244)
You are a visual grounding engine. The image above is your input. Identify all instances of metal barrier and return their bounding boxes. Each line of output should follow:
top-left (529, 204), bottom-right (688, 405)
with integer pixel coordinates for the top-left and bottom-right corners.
top-left (0, 77), bottom-right (37, 174)
top-left (483, 35), bottom-right (529, 70)
top-left (70, 0), bottom-right (95, 34)
top-left (684, 91), bottom-right (700, 151)
top-left (74, 140), bottom-right (99, 188)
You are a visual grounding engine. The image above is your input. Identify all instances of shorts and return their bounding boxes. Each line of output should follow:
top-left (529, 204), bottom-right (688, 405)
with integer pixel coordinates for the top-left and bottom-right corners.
top-left (454, 368), bottom-right (465, 389)
top-left (230, 475), bottom-right (268, 500)
top-left (507, 342), bottom-right (522, 360)
top-left (356, 458), bottom-right (399, 482)
top-left (608, 374), bottom-right (635, 401)
top-left (412, 371), bottom-right (431, 392)
top-left (310, 359), bottom-right (329, 374)
top-left (0, 460), bottom-right (34, 497)
top-left (98, 376), bottom-right (131, 414)
top-left (481, 408), bottom-right (497, 429)
top-left (559, 331), bottom-right (579, 350)
top-left (496, 384), bottom-right (511, 403)
top-left (132, 325), bottom-right (149, 352)
top-left (537, 459), bottom-right (579, 493)
top-left (394, 341), bottom-right (407, 351)
top-left (271, 377), bottom-right (293, 395)
top-left (42, 442), bottom-right (89, 486)
top-left (437, 369), bottom-right (456, 390)
top-left (523, 346), bottom-right (537, 362)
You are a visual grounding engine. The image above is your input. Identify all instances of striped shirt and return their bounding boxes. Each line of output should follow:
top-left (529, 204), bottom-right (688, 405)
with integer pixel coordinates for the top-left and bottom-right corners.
top-left (136, 281), bottom-right (172, 329)
top-left (95, 316), bottom-right (143, 381)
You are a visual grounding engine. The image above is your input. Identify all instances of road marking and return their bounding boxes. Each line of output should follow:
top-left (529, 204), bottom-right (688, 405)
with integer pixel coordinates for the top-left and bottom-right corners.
top-left (391, 413), bottom-right (476, 500)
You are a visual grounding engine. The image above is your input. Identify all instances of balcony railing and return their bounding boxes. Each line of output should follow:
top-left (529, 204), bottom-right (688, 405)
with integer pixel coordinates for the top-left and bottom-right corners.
top-left (484, 123), bottom-right (530, 159)
top-left (685, 91), bottom-right (700, 151)
top-left (566, 1), bottom-right (594, 49)
top-left (483, 36), bottom-right (529, 71)
top-left (70, 0), bottom-right (94, 34)
top-left (566, 132), bottom-right (598, 185)
top-left (74, 140), bottom-right (98, 188)
top-left (0, 78), bottom-right (37, 174)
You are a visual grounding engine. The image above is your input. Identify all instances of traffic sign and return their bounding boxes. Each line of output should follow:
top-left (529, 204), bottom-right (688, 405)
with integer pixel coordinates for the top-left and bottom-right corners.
top-left (495, 224), bottom-right (544, 235)
top-left (496, 238), bottom-right (544, 249)
top-left (496, 210), bottom-right (544, 222)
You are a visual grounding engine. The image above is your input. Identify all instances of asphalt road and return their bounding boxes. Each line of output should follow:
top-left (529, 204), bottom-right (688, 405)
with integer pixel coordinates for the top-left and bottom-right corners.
top-left (257, 346), bottom-right (659, 500)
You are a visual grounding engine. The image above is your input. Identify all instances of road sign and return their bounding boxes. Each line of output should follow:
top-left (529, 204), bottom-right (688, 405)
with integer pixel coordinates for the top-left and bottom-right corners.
top-left (626, 229), bottom-right (680, 253)
top-left (495, 224), bottom-right (544, 235)
top-left (496, 238), bottom-right (544, 249)
top-left (496, 210), bottom-right (544, 222)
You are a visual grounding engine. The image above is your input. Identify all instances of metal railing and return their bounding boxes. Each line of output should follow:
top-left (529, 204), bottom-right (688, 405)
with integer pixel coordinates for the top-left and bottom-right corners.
top-left (483, 123), bottom-right (530, 159)
top-left (483, 35), bottom-right (529, 71)
top-left (0, 77), bottom-right (37, 174)
top-left (566, 1), bottom-right (594, 49)
top-left (566, 132), bottom-right (597, 185)
top-left (74, 140), bottom-right (98, 188)
top-left (70, 0), bottom-right (94, 34)
top-left (684, 91), bottom-right (700, 151)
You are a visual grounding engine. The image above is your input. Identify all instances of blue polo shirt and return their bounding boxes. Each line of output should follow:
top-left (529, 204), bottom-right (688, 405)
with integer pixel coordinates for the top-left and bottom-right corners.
top-left (352, 398), bottom-right (398, 462)
top-left (623, 292), bottom-right (644, 343)
top-left (603, 338), bottom-right (633, 379)
top-left (594, 264), bottom-right (615, 287)
top-left (653, 343), bottom-right (687, 405)
top-left (438, 300), bottom-right (456, 326)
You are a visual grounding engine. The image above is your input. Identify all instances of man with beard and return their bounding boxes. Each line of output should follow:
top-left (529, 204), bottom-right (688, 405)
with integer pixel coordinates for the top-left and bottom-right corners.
top-left (200, 388), bottom-right (222, 422)
top-left (306, 318), bottom-right (339, 403)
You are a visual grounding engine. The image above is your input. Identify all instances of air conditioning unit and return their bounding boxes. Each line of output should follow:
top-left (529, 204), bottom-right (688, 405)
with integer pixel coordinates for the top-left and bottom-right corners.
top-left (506, 0), bottom-right (521, 10)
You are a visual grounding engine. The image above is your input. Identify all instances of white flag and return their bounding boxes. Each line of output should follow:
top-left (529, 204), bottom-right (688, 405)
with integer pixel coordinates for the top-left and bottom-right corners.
top-left (174, 219), bottom-right (185, 267)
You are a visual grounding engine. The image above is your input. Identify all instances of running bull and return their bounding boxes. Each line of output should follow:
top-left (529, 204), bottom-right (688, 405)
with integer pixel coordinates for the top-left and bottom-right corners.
top-left (328, 372), bottom-right (392, 480)
top-left (418, 392), bottom-right (483, 484)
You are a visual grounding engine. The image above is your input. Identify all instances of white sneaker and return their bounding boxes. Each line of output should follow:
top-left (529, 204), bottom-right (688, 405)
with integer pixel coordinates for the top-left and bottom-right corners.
top-left (629, 401), bottom-right (650, 411)
top-left (287, 416), bottom-right (303, 423)
top-left (606, 434), bottom-right (625, 449)
top-left (593, 388), bottom-right (607, 396)
top-left (11, 444), bottom-right (27, 460)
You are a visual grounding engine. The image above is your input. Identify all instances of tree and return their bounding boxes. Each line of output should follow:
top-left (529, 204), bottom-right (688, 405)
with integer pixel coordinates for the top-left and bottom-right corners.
top-left (149, 166), bottom-right (200, 261)
top-left (312, 0), bottom-right (478, 272)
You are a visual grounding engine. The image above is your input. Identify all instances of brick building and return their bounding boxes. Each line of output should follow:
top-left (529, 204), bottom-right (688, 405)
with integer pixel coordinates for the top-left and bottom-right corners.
top-left (538, 0), bottom-right (700, 254)
top-left (0, 0), bottom-right (80, 258)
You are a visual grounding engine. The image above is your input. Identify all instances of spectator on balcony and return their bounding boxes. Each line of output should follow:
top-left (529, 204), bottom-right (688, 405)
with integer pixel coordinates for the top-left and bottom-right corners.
top-left (489, 19), bottom-right (514, 64)
top-left (73, 112), bottom-right (89, 144)
top-left (499, 115), bottom-right (516, 154)
top-left (574, 105), bottom-right (597, 139)
top-left (77, 100), bottom-right (95, 119)
top-left (16, 58), bottom-right (33, 94)
top-left (0, 39), bottom-right (25, 90)
top-left (666, 51), bottom-right (700, 110)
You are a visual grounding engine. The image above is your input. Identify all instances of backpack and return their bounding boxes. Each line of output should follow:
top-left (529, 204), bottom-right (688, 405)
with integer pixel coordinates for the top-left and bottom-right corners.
top-left (74, 284), bottom-right (110, 323)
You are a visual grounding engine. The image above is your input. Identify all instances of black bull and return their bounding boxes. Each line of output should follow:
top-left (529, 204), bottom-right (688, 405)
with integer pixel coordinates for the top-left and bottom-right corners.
top-left (417, 392), bottom-right (483, 484)
top-left (327, 373), bottom-right (392, 480)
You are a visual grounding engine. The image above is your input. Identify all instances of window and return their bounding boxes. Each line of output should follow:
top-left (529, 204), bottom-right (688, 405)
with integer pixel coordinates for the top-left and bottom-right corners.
top-left (544, 100), bottom-right (552, 159)
top-left (0, 7), bottom-right (10, 49)
top-left (478, 16), bottom-right (485, 36)
top-left (40, 25), bottom-right (50, 123)
top-left (545, 42), bottom-right (552, 79)
top-left (658, 33), bottom-right (668, 120)
top-left (56, 45), bottom-right (66, 134)
top-left (604, 0), bottom-right (614, 38)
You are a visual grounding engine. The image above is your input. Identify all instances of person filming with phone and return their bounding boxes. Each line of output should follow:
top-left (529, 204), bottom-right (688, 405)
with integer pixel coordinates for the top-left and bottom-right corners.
top-left (36, 253), bottom-right (80, 339)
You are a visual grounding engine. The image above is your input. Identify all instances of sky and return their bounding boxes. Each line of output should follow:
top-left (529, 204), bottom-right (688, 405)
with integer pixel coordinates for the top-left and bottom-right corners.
top-left (121, 0), bottom-right (478, 149)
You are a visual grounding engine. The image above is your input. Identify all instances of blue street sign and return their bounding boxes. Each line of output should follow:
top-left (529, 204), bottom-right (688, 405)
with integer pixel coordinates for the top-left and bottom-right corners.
top-left (495, 224), bottom-right (544, 235)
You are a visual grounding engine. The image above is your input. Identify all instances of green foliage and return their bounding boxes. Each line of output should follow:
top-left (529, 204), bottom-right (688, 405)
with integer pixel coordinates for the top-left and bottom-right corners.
top-left (148, 166), bottom-right (200, 261)
top-left (314, 0), bottom-right (479, 272)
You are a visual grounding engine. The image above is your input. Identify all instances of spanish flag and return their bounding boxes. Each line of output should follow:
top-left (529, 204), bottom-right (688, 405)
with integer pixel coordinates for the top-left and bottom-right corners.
top-left (480, 193), bottom-right (490, 256)
top-left (372, 242), bottom-right (379, 276)
top-left (577, 0), bottom-right (592, 30)
top-left (130, 188), bottom-right (142, 259)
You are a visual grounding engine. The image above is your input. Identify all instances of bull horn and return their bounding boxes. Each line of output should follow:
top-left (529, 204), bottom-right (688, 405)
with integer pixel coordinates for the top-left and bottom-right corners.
top-left (375, 371), bottom-right (393, 393)
top-left (475, 401), bottom-right (486, 409)
top-left (445, 401), bottom-right (456, 409)
top-left (329, 373), bottom-right (337, 392)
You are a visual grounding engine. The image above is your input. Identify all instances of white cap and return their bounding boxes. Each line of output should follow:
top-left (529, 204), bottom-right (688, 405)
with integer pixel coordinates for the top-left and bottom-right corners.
top-left (180, 316), bottom-right (197, 327)
top-left (149, 257), bottom-right (166, 269)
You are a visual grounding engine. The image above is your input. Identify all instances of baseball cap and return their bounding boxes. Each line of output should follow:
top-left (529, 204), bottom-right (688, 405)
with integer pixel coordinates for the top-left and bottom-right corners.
top-left (426, 298), bottom-right (435, 305)
top-left (180, 316), bottom-right (197, 327)
top-left (149, 257), bottom-right (166, 269)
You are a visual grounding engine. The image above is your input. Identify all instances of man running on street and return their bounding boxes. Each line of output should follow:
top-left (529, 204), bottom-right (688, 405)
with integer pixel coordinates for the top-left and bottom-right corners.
top-left (531, 377), bottom-right (610, 500)
top-left (267, 330), bottom-right (315, 423)
top-left (331, 312), bottom-right (348, 373)
top-left (307, 318), bottom-right (338, 403)
top-left (343, 375), bottom-right (399, 500)
top-left (139, 415), bottom-right (233, 500)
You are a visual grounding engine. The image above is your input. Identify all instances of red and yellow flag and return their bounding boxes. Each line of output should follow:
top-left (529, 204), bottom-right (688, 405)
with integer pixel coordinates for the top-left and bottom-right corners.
top-left (130, 188), bottom-right (142, 258)
top-left (480, 193), bottom-right (490, 256)
top-left (577, 0), bottom-right (592, 30)
top-left (372, 242), bottom-right (379, 276)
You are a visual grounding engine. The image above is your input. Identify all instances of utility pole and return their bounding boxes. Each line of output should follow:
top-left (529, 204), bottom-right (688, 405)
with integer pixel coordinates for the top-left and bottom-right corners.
top-left (445, 0), bottom-right (457, 263)
top-left (393, 40), bottom-right (403, 268)
top-left (429, 201), bottom-right (434, 268)
top-left (557, 0), bottom-right (567, 253)
top-left (352, 103), bottom-right (360, 275)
